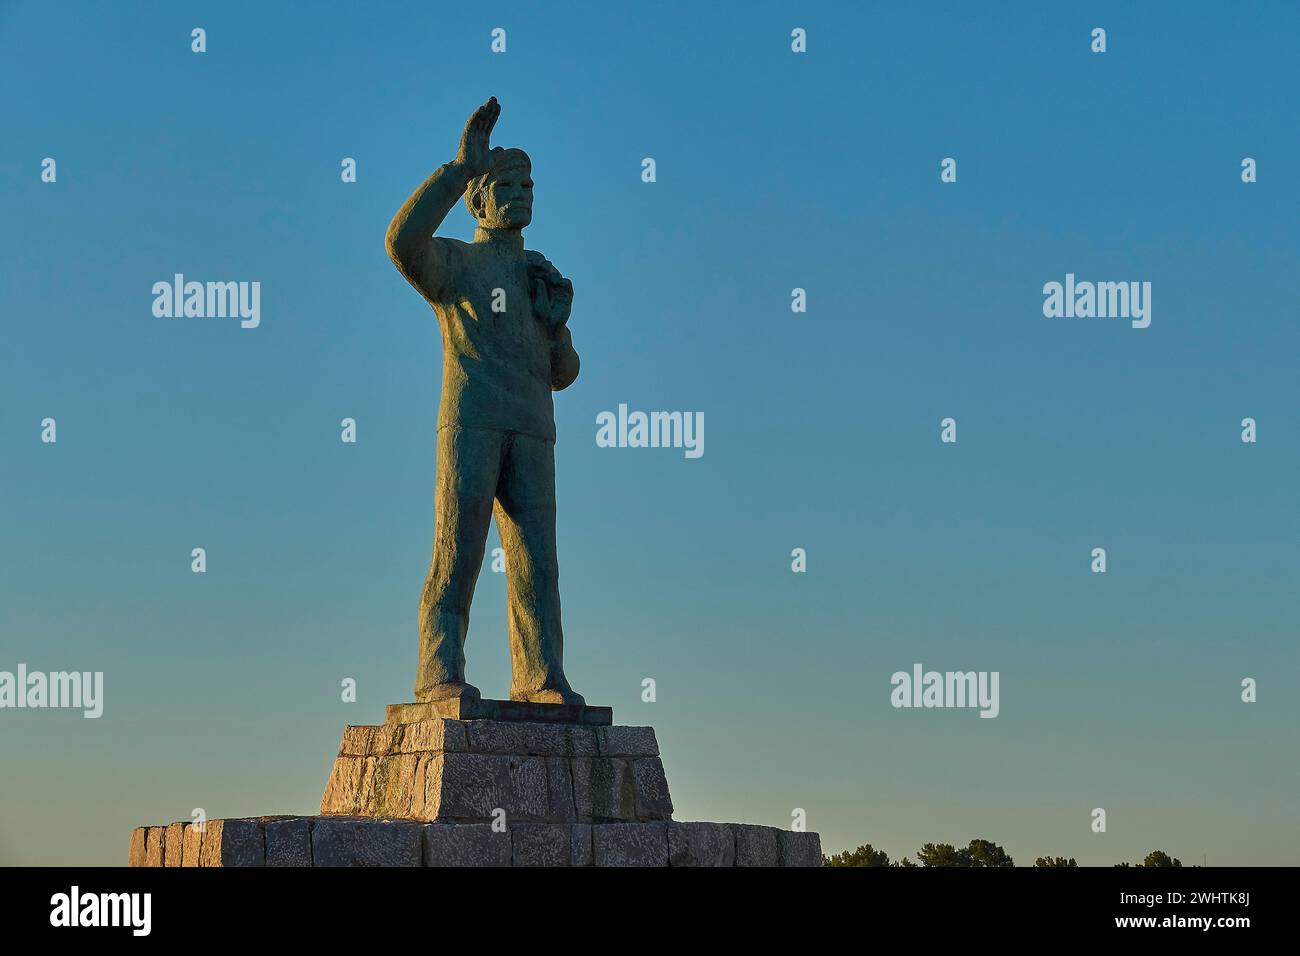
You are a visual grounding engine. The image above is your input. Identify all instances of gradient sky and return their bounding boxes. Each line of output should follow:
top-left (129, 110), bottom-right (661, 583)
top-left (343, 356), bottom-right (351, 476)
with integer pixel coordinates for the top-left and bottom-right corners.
top-left (2, 1), bottom-right (1297, 866)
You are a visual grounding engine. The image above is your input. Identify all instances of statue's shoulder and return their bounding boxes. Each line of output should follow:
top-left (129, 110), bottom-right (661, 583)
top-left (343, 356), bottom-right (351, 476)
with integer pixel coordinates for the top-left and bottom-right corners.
top-left (433, 237), bottom-right (473, 254)
top-left (425, 237), bottom-right (473, 273)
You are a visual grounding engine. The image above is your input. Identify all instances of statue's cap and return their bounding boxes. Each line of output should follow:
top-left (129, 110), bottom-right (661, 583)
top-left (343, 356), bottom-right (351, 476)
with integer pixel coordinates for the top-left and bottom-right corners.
top-left (486, 147), bottom-right (531, 174)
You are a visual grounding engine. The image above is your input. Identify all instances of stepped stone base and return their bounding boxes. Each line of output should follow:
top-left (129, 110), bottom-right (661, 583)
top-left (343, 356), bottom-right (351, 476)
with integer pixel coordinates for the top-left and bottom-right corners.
top-left (128, 817), bottom-right (822, 867)
top-left (320, 717), bottom-right (671, 823)
top-left (128, 708), bottom-right (822, 867)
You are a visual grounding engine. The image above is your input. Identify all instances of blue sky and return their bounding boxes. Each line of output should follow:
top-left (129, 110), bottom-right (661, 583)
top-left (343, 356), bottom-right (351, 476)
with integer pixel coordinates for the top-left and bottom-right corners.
top-left (1, 0), bottom-right (1297, 865)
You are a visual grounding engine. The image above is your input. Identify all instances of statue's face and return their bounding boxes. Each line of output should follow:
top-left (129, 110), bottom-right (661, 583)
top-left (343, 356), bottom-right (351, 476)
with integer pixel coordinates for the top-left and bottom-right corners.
top-left (477, 165), bottom-right (533, 230)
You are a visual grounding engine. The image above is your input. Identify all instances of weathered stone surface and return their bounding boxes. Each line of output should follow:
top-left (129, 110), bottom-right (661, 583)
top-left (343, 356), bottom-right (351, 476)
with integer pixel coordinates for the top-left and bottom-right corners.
top-left (265, 817), bottom-right (313, 867)
top-left (311, 818), bottom-right (421, 867)
top-left (423, 823), bottom-right (512, 867)
top-left (466, 719), bottom-right (598, 757)
top-left (734, 824), bottom-right (781, 867)
top-left (128, 828), bottom-right (147, 867)
top-left (426, 752), bottom-right (551, 822)
top-left (597, 725), bottom-right (659, 757)
top-left (144, 827), bottom-right (165, 867)
top-left (130, 817), bottom-right (819, 866)
top-left (668, 822), bottom-right (736, 867)
top-left (199, 818), bottom-right (265, 868)
top-left (512, 824), bottom-right (571, 866)
top-left (426, 752), bottom-right (506, 820)
top-left (163, 822), bottom-right (184, 867)
top-left (321, 755), bottom-right (364, 815)
top-left (546, 757), bottom-right (576, 822)
top-left (509, 756), bottom-right (551, 819)
top-left (398, 718), bottom-right (468, 754)
top-left (631, 758), bottom-right (673, 820)
top-left (370, 752), bottom-right (421, 817)
top-left (369, 723), bottom-right (402, 757)
top-left (572, 757), bottom-right (638, 822)
top-left (592, 822), bottom-right (668, 867)
top-left (779, 830), bottom-right (823, 867)
top-left (181, 823), bottom-right (203, 867)
top-left (339, 725), bottom-right (376, 756)
top-left (570, 823), bottom-right (593, 866)
top-left (355, 757), bottom-right (379, 815)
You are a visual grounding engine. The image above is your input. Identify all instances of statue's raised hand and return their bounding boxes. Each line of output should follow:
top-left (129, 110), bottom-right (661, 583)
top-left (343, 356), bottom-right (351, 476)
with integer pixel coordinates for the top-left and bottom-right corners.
top-left (455, 96), bottom-right (501, 179)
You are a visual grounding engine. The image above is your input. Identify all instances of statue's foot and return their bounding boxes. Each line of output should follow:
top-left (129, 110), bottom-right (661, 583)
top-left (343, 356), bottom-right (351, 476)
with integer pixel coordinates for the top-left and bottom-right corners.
top-left (416, 680), bottom-right (482, 704)
top-left (510, 686), bottom-right (586, 707)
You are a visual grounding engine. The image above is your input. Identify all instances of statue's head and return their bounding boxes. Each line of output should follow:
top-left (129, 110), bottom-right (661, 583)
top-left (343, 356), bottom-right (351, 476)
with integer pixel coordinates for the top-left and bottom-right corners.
top-left (465, 148), bottom-right (533, 230)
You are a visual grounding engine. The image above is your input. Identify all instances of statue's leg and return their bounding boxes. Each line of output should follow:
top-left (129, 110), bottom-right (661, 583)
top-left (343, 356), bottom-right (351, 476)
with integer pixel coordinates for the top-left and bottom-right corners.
top-left (415, 425), bottom-right (504, 702)
top-left (494, 432), bottom-right (584, 706)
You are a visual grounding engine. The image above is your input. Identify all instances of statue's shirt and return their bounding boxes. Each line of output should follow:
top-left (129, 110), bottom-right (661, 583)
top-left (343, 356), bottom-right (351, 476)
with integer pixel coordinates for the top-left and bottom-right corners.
top-left (412, 238), bottom-right (555, 441)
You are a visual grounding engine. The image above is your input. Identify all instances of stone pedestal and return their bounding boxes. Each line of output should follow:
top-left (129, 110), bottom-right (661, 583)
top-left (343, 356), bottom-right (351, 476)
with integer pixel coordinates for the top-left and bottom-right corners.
top-left (129, 702), bottom-right (822, 867)
top-left (320, 715), bottom-right (669, 823)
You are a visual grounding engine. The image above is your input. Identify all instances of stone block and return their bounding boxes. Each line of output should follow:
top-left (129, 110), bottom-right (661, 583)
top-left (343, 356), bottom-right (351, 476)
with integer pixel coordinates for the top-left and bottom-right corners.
top-left (163, 822), bottom-right (184, 867)
top-left (397, 718), bottom-right (468, 754)
top-left (426, 752), bottom-right (551, 822)
top-left (265, 817), bottom-right (313, 866)
top-left (144, 827), bottom-right (165, 867)
top-left (198, 818), bottom-right (265, 867)
top-left (632, 758), bottom-right (673, 820)
top-left (668, 822), bottom-right (736, 867)
top-left (339, 725), bottom-right (375, 756)
top-left (779, 830), bottom-right (823, 867)
top-left (128, 828), bottom-right (147, 867)
top-left (423, 823), bottom-right (512, 867)
top-left (592, 822), bottom-right (668, 867)
top-left (181, 823), bottom-right (203, 867)
top-left (596, 725), bottom-right (659, 757)
top-left (465, 719), bottom-right (598, 757)
top-left (369, 752), bottom-right (421, 817)
top-left (546, 757), bottom-right (576, 822)
top-left (570, 823), bottom-right (593, 866)
top-left (311, 818), bottom-right (421, 867)
top-left (512, 824), bottom-right (571, 866)
top-left (320, 754), bottom-right (365, 815)
top-left (572, 757), bottom-right (638, 822)
top-left (733, 824), bottom-right (781, 867)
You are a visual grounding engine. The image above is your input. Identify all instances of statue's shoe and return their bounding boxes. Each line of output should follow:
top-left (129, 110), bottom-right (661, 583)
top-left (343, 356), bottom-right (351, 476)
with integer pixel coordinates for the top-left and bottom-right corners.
top-left (416, 680), bottom-right (482, 704)
top-left (510, 687), bottom-right (586, 707)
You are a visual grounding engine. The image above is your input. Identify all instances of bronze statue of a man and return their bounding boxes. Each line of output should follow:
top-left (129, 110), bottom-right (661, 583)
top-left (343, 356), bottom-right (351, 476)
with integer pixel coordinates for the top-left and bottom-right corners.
top-left (385, 97), bottom-right (584, 706)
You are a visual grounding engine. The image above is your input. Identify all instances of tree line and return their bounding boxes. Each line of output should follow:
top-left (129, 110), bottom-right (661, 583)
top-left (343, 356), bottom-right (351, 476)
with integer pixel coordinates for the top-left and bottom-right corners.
top-left (825, 840), bottom-right (1185, 868)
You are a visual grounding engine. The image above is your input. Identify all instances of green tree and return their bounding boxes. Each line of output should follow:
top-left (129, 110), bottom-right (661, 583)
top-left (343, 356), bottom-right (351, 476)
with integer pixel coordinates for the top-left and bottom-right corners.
top-left (965, 838), bottom-right (1015, 867)
top-left (1034, 856), bottom-right (1078, 867)
top-left (1114, 850), bottom-right (1183, 868)
top-left (916, 842), bottom-right (967, 866)
top-left (824, 844), bottom-right (891, 867)
top-left (916, 839), bottom-right (1014, 867)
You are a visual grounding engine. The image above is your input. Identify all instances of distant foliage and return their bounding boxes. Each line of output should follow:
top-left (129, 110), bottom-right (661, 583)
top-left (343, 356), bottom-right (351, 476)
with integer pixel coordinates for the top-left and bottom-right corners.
top-left (826, 840), bottom-right (1187, 868)
top-left (824, 844), bottom-right (892, 867)
top-left (916, 839), bottom-right (1014, 867)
